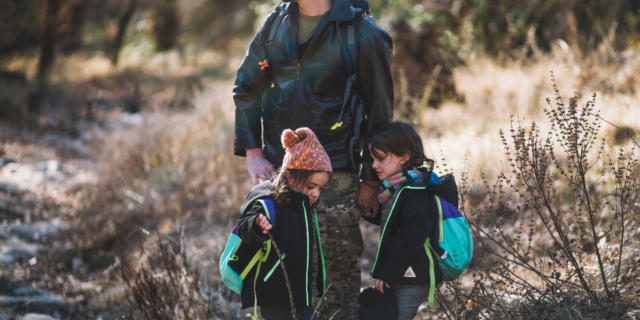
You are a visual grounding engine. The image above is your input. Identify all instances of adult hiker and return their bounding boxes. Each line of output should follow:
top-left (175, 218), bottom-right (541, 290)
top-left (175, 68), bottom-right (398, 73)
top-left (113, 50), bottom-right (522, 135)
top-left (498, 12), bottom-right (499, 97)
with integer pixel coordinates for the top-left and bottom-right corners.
top-left (232, 0), bottom-right (393, 318)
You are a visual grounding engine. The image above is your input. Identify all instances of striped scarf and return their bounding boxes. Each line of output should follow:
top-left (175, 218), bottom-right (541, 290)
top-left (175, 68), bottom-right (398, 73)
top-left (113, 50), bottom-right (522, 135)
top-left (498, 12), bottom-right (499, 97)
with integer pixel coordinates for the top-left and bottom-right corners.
top-left (377, 169), bottom-right (422, 204)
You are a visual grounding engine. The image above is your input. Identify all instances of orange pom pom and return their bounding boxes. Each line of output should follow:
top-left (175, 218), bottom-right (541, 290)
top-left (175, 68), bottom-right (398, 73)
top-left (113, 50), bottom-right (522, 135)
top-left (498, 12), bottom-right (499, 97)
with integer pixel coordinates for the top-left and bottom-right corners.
top-left (281, 128), bottom-right (299, 150)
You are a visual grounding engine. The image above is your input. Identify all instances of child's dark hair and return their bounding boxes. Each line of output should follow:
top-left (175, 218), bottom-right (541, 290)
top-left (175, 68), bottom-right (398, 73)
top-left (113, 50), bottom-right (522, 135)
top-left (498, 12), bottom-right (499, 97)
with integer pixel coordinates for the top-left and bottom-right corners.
top-left (272, 168), bottom-right (321, 203)
top-left (369, 121), bottom-right (433, 171)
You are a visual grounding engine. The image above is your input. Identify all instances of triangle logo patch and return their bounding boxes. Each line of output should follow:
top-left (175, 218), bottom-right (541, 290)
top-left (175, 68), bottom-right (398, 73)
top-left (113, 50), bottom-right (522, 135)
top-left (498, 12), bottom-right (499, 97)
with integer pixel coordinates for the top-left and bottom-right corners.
top-left (403, 266), bottom-right (416, 278)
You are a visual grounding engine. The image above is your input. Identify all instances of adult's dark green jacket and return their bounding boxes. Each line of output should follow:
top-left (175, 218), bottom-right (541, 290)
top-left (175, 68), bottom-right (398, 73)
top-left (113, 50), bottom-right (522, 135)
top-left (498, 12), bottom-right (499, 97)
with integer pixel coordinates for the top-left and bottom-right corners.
top-left (236, 181), bottom-right (326, 309)
top-left (233, 0), bottom-right (393, 180)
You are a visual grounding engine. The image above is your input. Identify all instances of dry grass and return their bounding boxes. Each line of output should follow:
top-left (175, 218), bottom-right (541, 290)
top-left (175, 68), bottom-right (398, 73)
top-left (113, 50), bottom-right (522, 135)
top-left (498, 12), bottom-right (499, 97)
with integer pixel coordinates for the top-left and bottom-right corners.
top-left (61, 54), bottom-right (254, 316)
top-left (419, 46), bottom-right (640, 181)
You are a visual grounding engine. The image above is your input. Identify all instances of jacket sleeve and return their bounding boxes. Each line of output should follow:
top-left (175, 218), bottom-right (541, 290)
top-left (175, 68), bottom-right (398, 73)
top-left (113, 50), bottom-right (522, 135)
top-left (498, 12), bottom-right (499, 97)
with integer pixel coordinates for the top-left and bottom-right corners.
top-left (236, 201), bottom-right (270, 248)
top-left (376, 193), bottom-right (435, 285)
top-left (358, 18), bottom-right (394, 181)
top-left (233, 13), bottom-right (277, 157)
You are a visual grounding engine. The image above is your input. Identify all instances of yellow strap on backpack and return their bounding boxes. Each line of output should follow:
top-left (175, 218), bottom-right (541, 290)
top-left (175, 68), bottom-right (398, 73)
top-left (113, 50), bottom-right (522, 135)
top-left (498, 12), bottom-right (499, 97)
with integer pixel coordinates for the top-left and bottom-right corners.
top-left (240, 240), bottom-right (272, 279)
top-left (253, 258), bottom-right (264, 319)
top-left (424, 238), bottom-right (436, 308)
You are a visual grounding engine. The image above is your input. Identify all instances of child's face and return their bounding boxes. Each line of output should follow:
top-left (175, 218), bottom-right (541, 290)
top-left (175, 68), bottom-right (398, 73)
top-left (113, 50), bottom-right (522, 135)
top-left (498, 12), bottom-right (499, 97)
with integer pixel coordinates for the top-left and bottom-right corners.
top-left (287, 171), bottom-right (331, 206)
top-left (371, 147), bottom-right (410, 181)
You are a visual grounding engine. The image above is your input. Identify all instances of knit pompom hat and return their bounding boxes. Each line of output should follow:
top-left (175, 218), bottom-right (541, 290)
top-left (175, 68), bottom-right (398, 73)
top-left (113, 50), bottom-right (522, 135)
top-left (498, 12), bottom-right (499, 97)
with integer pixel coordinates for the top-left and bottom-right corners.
top-left (281, 127), bottom-right (332, 173)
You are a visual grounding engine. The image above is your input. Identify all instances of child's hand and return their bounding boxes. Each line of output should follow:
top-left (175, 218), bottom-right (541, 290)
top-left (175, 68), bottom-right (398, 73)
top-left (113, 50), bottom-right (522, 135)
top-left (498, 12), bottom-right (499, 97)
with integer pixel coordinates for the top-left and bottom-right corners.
top-left (256, 214), bottom-right (272, 235)
top-left (374, 278), bottom-right (390, 294)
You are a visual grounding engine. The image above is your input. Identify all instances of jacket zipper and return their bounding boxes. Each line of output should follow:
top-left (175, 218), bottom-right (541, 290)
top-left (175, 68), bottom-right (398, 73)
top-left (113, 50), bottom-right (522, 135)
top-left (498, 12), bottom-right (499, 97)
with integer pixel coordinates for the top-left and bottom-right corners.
top-left (370, 186), bottom-right (428, 276)
top-left (289, 9), bottom-right (330, 129)
top-left (302, 201), bottom-right (310, 306)
top-left (313, 208), bottom-right (327, 297)
top-left (289, 11), bottom-right (301, 128)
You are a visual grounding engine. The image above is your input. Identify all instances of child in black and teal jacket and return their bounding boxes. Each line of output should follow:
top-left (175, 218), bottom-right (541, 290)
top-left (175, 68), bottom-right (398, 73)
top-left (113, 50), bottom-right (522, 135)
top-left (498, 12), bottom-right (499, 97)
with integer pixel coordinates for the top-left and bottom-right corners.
top-left (365, 121), bottom-right (457, 320)
top-left (235, 128), bottom-right (331, 320)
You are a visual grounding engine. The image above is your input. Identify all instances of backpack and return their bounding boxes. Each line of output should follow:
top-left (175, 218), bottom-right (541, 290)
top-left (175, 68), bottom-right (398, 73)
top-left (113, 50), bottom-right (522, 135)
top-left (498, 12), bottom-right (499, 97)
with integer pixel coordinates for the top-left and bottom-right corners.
top-left (423, 174), bottom-right (473, 307)
top-left (219, 198), bottom-right (277, 295)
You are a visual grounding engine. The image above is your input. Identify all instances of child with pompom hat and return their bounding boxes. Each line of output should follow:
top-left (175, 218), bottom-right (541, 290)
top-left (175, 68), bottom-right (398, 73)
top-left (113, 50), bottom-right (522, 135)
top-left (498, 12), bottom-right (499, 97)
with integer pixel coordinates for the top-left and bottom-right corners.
top-left (235, 127), bottom-right (331, 320)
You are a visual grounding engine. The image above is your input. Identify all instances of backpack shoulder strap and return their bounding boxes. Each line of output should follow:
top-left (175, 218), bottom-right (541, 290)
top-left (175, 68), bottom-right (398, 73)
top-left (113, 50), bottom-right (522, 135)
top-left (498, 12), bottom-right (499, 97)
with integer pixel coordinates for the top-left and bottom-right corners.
top-left (256, 198), bottom-right (277, 228)
top-left (339, 13), bottom-right (360, 78)
top-left (423, 239), bottom-right (436, 308)
top-left (428, 195), bottom-right (445, 256)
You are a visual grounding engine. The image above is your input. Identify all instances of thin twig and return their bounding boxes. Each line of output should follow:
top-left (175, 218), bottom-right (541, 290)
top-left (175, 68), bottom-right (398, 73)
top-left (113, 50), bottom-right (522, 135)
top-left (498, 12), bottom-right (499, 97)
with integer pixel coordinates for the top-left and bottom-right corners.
top-left (591, 112), bottom-right (640, 148)
top-left (313, 283), bottom-right (333, 318)
top-left (328, 309), bottom-right (342, 320)
top-left (267, 232), bottom-right (297, 320)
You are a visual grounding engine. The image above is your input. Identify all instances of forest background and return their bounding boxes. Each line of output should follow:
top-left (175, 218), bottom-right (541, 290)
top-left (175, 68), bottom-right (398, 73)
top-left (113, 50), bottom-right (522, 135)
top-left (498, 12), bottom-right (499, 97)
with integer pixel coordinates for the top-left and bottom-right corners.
top-left (1, 0), bottom-right (639, 319)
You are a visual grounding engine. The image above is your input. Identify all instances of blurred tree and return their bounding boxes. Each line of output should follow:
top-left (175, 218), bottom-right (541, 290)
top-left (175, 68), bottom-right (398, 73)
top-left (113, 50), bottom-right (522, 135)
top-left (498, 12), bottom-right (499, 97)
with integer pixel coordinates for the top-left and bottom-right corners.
top-left (28, 0), bottom-right (61, 113)
top-left (368, 0), bottom-right (640, 115)
top-left (152, 0), bottom-right (180, 51)
top-left (58, 0), bottom-right (92, 54)
top-left (463, 0), bottom-right (640, 55)
top-left (185, 0), bottom-right (256, 51)
top-left (0, 0), bottom-right (42, 58)
top-left (109, 0), bottom-right (138, 65)
top-left (370, 0), bottom-right (465, 112)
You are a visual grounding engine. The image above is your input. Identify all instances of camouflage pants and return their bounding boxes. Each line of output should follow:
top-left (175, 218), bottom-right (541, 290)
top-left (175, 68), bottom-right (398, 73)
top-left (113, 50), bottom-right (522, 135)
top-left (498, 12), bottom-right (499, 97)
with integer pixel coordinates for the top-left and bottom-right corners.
top-left (315, 172), bottom-right (363, 320)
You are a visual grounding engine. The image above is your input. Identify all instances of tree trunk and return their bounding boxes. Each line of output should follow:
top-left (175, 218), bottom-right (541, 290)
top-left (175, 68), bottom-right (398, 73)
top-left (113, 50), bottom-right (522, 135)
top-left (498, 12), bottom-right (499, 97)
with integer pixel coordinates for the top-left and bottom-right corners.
top-left (152, 0), bottom-right (180, 51)
top-left (59, 0), bottom-right (91, 53)
top-left (110, 0), bottom-right (137, 65)
top-left (28, 0), bottom-right (61, 114)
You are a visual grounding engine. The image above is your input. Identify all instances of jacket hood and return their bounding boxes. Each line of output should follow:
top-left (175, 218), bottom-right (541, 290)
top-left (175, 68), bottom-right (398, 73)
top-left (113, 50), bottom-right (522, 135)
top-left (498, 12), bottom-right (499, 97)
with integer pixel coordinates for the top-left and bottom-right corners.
top-left (240, 181), bottom-right (276, 215)
top-left (408, 168), bottom-right (459, 208)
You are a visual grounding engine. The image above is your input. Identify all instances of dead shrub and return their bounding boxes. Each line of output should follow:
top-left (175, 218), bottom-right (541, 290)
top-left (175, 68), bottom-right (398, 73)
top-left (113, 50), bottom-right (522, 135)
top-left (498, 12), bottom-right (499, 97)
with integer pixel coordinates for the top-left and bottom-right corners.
top-left (121, 229), bottom-right (208, 319)
top-left (427, 74), bottom-right (639, 319)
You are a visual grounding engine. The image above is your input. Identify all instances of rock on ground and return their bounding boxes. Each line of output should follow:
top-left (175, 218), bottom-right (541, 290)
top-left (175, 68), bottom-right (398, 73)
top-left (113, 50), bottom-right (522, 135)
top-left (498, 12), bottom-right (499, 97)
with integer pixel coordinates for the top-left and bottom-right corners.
top-left (19, 314), bottom-right (60, 320)
top-left (0, 286), bottom-right (68, 314)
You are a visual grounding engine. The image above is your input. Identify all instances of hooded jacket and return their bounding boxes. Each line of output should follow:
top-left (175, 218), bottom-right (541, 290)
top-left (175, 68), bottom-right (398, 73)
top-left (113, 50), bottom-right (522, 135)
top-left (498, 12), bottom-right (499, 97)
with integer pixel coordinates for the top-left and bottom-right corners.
top-left (233, 0), bottom-right (393, 180)
top-left (370, 170), bottom-right (459, 287)
top-left (235, 181), bottom-right (326, 309)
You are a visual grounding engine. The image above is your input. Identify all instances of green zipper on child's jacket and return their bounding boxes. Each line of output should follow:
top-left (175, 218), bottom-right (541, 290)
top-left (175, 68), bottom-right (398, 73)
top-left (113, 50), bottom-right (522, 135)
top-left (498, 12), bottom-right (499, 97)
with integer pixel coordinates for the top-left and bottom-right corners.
top-left (313, 208), bottom-right (327, 297)
top-left (302, 201), bottom-right (310, 306)
top-left (370, 186), bottom-right (426, 275)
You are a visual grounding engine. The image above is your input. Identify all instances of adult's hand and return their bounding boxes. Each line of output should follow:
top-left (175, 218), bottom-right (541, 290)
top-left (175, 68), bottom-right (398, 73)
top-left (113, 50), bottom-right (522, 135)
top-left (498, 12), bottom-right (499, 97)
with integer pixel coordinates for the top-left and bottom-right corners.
top-left (358, 181), bottom-right (380, 218)
top-left (246, 148), bottom-right (276, 185)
